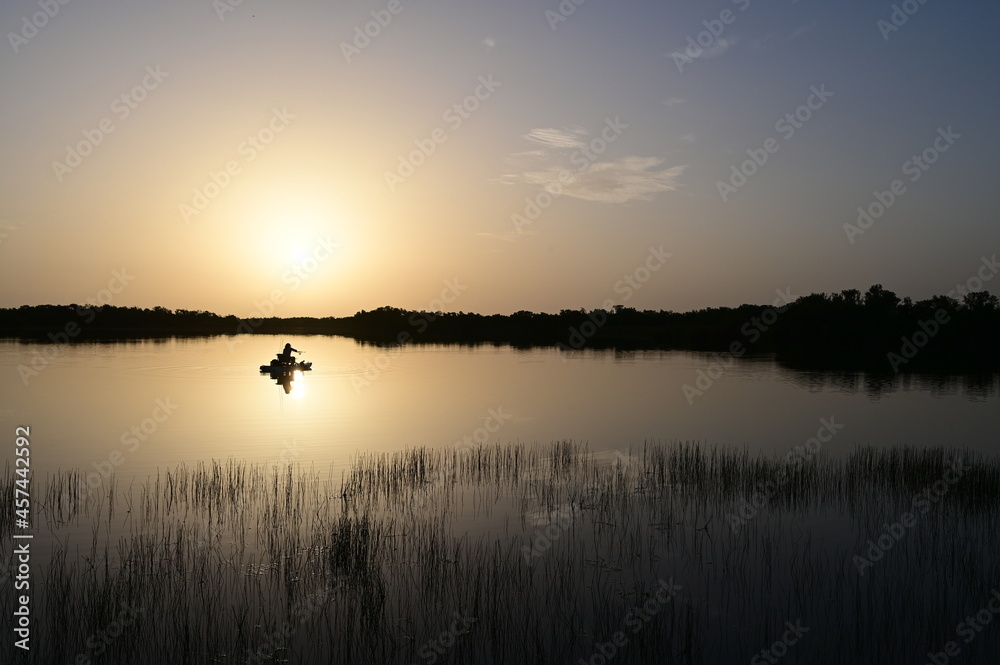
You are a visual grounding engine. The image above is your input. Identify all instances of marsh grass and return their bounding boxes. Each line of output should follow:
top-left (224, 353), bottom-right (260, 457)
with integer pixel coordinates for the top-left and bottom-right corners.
top-left (1, 443), bottom-right (999, 663)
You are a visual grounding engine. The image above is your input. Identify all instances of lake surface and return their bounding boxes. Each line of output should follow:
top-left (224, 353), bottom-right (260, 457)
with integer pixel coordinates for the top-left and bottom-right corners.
top-left (3, 335), bottom-right (1000, 663)
top-left (1, 334), bottom-right (997, 484)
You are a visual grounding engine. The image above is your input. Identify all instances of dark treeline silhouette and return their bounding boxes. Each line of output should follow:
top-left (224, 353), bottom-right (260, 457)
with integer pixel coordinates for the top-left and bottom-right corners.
top-left (0, 305), bottom-right (239, 338)
top-left (2, 284), bottom-right (998, 371)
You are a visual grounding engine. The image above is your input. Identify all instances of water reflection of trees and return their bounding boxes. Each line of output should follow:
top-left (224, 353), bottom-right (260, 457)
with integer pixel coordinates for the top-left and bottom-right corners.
top-left (777, 367), bottom-right (999, 400)
top-left (522, 347), bottom-right (999, 399)
top-left (4, 285), bottom-right (999, 381)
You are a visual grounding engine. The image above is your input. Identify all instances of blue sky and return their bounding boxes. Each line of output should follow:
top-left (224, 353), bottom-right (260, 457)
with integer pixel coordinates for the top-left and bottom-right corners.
top-left (1, 0), bottom-right (997, 316)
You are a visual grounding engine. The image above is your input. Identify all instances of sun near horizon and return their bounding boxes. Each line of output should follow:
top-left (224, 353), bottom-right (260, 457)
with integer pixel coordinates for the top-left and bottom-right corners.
top-left (1, 1), bottom-right (998, 319)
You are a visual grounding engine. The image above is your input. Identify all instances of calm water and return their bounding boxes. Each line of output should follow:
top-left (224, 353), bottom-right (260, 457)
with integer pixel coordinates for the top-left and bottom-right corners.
top-left (3, 335), bottom-right (1000, 663)
top-left (1, 334), bottom-right (997, 483)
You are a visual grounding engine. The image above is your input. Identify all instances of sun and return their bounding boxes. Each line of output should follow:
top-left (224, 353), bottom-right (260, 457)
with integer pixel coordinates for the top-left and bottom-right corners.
top-left (291, 245), bottom-right (311, 263)
top-left (248, 198), bottom-right (334, 265)
top-left (278, 212), bottom-right (326, 263)
top-left (235, 193), bottom-right (353, 292)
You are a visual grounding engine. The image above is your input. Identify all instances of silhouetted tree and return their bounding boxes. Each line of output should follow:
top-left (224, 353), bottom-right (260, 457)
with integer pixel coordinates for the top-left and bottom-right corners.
top-left (963, 291), bottom-right (999, 312)
top-left (863, 284), bottom-right (900, 312)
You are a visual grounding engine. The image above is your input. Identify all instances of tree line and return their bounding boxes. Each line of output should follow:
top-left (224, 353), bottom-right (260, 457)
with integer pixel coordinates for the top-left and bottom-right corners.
top-left (1, 284), bottom-right (997, 371)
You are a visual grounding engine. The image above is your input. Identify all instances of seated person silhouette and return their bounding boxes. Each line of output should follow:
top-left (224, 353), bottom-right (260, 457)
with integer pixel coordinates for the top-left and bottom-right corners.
top-left (278, 343), bottom-right (299, 364)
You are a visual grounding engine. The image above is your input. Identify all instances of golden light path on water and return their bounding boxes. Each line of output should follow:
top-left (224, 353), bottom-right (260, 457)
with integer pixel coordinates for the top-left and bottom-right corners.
top-left (0, 334), bottom-right (997, 487)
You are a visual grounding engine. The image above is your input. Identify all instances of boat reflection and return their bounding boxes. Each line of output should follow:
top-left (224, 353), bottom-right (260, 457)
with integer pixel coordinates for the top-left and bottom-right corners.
top-left (260, 368), bottom-right (304, 394)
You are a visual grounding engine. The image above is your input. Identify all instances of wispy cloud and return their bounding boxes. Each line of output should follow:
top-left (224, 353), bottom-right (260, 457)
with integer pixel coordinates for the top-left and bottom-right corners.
top-left (508, 148), bottom-right (548, 160)
top-left (504, 159), bottom-right (686, 204)
top-left (502, 125), bottom-right (686, 204)
top-left (702, 37), bottom-right (736, 58)
top-left (523, 127), bottom-right (587, 149)
top-left (559, 159), bottom-right (687, 203)
top-left (679, 132), bottom-right (697, 145)
top-left (662, 97), bottom-right (686, 108)
top-left (482, 37), bottom-right (496, 51)
top-left (748, 33), bottom-right (776, 54)
top-left (668, 37), bottom-right (736, 63)
top-left (788, 21), bottom-right (817, 40)
top-left (749, 22), bottom-right (817, 54)
top-left (0, 220), bottom-right (19, 244)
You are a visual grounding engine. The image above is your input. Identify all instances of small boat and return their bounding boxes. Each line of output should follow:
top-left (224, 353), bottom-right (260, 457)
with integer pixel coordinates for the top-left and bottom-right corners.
top-left (259, 360), bottom-right (313, 373)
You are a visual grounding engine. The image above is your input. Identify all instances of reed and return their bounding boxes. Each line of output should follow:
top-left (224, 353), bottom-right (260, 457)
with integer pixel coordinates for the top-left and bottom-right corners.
top-left (1, 442), bottom-right (998, 663)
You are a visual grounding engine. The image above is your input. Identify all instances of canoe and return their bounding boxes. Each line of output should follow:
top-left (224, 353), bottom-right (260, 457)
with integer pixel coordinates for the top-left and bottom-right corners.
top-left (259, 361), bottom-right (312, 373)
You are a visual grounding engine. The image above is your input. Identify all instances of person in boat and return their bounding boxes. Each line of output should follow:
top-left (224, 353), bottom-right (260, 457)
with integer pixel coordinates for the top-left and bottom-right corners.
top-left (278, 343), bottom-right (300, 364)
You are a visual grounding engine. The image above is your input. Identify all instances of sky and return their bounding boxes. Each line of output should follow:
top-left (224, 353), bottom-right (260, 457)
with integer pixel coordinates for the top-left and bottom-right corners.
top-left (1, 0), bottom-right (998, 318)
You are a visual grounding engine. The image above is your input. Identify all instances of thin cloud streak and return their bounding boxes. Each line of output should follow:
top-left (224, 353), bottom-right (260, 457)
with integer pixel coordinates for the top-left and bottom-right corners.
top-left (504, 125), bottom-right (687, 204)
top-left (523, 128), bottom-right (587, 149)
